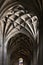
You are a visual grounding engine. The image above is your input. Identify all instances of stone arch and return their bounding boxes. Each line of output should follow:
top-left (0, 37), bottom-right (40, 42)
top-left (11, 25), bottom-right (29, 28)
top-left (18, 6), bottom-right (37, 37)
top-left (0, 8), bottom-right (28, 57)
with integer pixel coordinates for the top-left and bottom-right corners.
top-left (7, 33), bottom-right (34, 65)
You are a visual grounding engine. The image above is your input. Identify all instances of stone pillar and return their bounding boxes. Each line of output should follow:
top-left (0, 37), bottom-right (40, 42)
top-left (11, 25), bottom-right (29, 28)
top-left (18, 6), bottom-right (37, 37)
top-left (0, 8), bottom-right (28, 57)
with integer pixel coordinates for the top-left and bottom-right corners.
top-left (0, 22), bottom-right (3, 65)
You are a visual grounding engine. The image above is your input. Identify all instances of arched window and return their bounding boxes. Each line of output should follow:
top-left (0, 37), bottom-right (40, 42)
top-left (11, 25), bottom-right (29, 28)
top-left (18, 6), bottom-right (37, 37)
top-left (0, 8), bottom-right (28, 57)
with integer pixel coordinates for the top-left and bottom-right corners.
top-left (19, 58), bottom-right (23, 65)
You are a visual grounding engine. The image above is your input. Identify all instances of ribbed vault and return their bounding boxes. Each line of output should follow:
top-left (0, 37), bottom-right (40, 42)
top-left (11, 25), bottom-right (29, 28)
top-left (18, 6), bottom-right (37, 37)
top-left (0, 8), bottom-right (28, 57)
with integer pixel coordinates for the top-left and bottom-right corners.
top-left (1, 3), bottom-right (38, 42)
